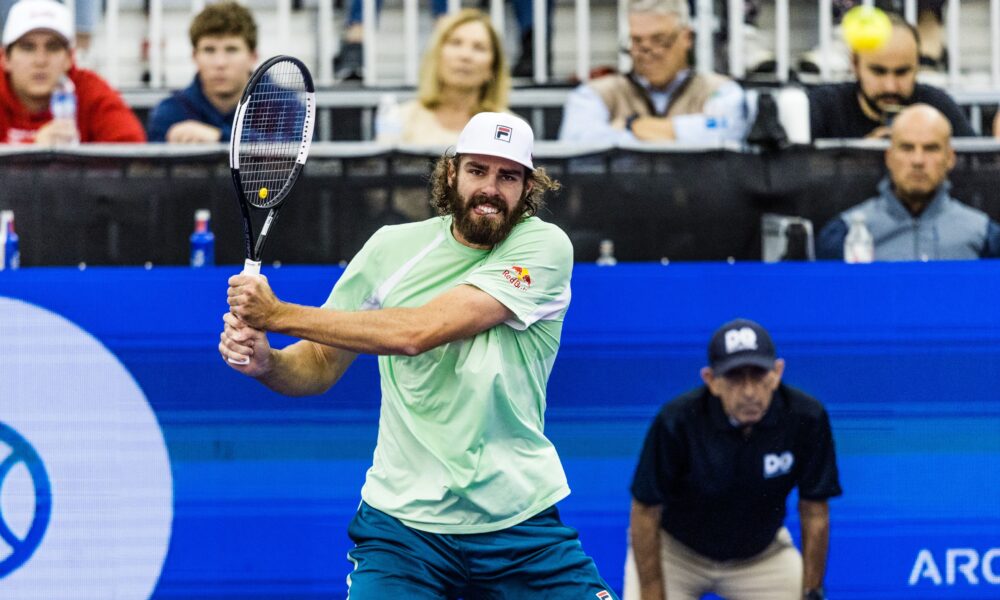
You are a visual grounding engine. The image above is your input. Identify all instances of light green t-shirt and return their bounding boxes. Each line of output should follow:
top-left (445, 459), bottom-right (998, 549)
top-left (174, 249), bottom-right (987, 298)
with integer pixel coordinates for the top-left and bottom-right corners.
top-left (324, 215), bottom-right (573, 534)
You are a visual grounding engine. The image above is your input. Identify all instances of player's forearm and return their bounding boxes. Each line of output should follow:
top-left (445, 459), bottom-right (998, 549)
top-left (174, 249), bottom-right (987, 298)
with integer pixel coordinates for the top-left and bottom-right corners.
top-left (270, 302), bottom-right (439, 356)
top-left (257, 340), bottom-right (353, 396)
top-left (799, 499), bottom-right (831, 591)
top-left (630, 499), bottom-right (666, 600)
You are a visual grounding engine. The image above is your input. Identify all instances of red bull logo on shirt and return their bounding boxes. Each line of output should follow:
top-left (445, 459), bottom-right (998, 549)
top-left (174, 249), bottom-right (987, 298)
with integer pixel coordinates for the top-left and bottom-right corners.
top-left (503, 265), bottom-right (532, 290)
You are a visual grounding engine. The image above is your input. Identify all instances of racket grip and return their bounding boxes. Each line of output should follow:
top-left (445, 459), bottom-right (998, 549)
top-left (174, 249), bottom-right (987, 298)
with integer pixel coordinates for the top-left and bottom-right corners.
top-left (242, 259), bottom-right (261, 275)
top-left (229, 259), bottom-right (261, 365)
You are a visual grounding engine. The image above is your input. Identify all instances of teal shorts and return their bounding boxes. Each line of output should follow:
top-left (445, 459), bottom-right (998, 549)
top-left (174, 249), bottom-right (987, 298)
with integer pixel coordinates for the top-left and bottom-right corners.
top-left (346, 501), bottom-right (619, 600)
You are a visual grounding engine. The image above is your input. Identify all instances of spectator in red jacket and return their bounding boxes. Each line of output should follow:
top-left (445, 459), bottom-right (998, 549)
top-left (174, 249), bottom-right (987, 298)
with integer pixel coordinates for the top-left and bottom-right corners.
top-left (0, 0), bottom-right (145, 144)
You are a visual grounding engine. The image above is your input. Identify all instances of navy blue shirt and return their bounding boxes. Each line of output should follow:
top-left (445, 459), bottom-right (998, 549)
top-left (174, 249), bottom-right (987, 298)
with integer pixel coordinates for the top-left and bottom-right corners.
top-left (147, 75), bottom-right (235, 142)
top-left (808, 82), bottom-right (975, 139)
top-left (631, 383), bottom-right (842, 561)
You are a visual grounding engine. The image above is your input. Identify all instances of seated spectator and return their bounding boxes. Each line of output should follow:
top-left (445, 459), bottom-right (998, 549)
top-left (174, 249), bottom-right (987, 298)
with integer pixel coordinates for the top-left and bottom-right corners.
top-left (808, 12), bottom-right (973, 140)
top-left (0, 0), bottom-right (145, 144)
top-left (817, 104), bottom-right (1000, 261)
top-left (558, 0), bottom-right (746, 144)
top-left (376, 8), bottom-right (510, 145)
top-left (147, 1), bottom-right (257, 143)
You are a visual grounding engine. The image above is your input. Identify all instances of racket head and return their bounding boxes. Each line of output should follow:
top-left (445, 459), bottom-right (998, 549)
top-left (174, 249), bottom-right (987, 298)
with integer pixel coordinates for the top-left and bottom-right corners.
top-left (230, 55), bottom-right (316, 212)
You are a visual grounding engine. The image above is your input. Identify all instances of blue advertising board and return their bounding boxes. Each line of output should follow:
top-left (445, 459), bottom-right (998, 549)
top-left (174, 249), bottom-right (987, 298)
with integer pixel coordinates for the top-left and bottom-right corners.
top-left (1, 261), bottom-right (998, 599)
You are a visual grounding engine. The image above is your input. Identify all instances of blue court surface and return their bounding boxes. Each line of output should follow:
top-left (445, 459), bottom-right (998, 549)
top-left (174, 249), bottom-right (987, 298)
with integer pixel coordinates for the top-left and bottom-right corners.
top-left (1, 261), bottom-right (998, 599)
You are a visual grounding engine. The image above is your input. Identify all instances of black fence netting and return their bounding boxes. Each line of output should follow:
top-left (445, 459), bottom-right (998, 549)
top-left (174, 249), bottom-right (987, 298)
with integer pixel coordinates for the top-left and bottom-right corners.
top-left (2, 145), bottom-right (999, 266)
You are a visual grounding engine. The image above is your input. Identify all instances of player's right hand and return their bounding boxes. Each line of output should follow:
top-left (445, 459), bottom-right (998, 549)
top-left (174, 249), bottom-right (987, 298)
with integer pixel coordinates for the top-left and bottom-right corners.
top-left (220, 311), bottom-right (272, 376)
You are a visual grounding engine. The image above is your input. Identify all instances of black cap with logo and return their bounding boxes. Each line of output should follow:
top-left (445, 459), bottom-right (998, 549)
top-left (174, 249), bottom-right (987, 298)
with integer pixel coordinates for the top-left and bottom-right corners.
top-left (708, 318), bottom-right (777, 375)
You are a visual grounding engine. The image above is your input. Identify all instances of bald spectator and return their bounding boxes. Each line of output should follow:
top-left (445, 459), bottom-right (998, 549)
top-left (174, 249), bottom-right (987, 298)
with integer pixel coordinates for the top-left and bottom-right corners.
top-left (0, 0), bottom-right (145, 144)
top-left (818, 104), bottom-right (1000, 261)
top-left (808, 13), bottom-right (973, 140)
top-left (558, 0), bottom-right (746, 144)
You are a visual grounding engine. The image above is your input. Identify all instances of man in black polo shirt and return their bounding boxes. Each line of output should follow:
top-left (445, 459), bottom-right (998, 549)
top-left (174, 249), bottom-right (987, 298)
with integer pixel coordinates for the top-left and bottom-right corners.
top-left (624, 318), bottom-right (841, 600)
top-left (808, 12), bottom-right (973, 140)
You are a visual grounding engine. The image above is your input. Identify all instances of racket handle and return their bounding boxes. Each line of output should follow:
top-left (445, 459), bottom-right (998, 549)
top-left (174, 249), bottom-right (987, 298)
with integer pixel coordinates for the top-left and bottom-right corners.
top-left (242, 259), bottom-right (261, 275)
top-left (229, 258), bottom-right (262, 364)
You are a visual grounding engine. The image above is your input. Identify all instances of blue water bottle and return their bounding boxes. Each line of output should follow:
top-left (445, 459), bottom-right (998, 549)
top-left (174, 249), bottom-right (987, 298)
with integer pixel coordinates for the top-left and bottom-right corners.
top-left (1, 210), bottom-right (19, 271)
top-left (190, 209), bottom-right (215, 268)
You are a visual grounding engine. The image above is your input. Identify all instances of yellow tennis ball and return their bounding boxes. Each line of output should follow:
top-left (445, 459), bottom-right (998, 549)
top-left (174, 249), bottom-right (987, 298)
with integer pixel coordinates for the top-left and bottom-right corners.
top-left (258, 187), bottom-right (269, 200)
top-left (842, 6), bottom-right (892, 52)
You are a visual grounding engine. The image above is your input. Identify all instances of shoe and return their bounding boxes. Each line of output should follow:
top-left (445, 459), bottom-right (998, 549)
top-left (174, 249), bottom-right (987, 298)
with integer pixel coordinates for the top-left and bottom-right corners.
top-left (798, 26), bottom-right (851, 80)
top-left (512, 30), bottom-right (534, 78)
top-left (743, 25), bottom-right (776, 74)
top-left (333, 42), bottom-right (364, 81)
top-left (512, 29), bottom-right (553, 80)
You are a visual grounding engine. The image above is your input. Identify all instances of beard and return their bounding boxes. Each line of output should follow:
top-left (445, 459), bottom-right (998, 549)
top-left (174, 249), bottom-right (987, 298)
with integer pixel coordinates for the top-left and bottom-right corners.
top-left (448, 184), bottom-right (526, 247)
top-left (860, 88), bottom-right (908, 123)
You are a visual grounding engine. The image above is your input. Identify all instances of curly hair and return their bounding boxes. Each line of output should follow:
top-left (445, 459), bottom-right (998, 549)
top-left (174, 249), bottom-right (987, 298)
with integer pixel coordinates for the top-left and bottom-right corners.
top-left (428, 154), bottom-right (561, 218)
top-left (189, 1), bottom-right (257, 51)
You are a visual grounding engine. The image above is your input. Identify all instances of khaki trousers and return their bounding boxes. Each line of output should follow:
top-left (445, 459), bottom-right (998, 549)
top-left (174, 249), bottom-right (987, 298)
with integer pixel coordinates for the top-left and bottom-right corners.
top-left (623, 527), bottom-right (802, 600)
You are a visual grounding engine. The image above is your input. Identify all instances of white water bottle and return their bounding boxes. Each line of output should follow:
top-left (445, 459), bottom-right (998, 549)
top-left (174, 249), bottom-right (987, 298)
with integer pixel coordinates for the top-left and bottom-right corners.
top-left (49, 77), bottom-right (80, 144)
top-left (844, 211), bottom-right (874, 264)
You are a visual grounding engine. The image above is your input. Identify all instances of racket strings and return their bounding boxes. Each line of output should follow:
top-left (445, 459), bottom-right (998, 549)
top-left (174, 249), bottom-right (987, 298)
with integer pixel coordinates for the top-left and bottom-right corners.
top-left (239, 61), bottom-right (311, 208)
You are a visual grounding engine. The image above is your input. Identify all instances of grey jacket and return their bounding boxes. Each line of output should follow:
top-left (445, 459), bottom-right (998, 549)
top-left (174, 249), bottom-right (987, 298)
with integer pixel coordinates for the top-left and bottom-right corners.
top-left (817, 178), bottom-right (1000, 261)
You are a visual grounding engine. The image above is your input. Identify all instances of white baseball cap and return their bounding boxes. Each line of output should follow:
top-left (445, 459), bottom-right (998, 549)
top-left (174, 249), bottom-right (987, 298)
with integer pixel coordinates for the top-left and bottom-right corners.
top-left (455, 111), bottom-right (534, 171)
top-left (2, 0), bottom-right (74, 48)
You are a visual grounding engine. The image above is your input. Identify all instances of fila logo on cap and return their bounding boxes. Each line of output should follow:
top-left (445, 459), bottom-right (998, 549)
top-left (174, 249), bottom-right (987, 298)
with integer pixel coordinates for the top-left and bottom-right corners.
top-left (725, 327), bottom-right (758, 354)
top-left (494, 125), bottom-right (512, 142)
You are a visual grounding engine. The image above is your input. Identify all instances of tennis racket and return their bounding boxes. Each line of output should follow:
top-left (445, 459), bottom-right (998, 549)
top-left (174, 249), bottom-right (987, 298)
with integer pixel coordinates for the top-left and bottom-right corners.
top-left (228, 55), bottom-right (315, 364)
top-left (230, 54), bottom-right (315, 276)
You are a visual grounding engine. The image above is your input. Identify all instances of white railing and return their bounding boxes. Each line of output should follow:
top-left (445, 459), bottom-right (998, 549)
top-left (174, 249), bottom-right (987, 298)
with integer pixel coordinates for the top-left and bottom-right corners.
top-left (93, 0), bottom-right (999, 90)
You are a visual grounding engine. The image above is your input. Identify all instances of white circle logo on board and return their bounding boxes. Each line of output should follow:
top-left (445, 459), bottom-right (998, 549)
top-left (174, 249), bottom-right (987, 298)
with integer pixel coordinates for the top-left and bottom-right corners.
top-left (0, 297), bottom-right (173, 599)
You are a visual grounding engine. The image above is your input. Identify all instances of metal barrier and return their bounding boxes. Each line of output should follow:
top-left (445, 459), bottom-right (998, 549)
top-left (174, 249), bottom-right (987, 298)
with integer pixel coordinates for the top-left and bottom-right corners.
top-left (84, 0), bottom-right (1000, 90)
top-left (119, 86), bottom-right (1000, 140)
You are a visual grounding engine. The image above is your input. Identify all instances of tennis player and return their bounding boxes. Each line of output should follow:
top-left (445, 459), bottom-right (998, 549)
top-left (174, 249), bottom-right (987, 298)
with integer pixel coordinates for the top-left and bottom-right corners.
top-left (221, 112), bottom-right (619, 599)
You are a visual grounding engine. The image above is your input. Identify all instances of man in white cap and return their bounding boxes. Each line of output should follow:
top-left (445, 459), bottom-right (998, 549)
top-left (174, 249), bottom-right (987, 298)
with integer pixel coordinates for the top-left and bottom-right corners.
top-left (221, 112), bottom-right (620, 599)
top-left (0, 0), bottom-right (144, 144)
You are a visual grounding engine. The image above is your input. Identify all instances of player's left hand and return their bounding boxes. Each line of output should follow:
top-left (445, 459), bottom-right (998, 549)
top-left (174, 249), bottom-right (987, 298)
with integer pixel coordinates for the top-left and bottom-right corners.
top-left (227, 273), bottom-right (282, 329)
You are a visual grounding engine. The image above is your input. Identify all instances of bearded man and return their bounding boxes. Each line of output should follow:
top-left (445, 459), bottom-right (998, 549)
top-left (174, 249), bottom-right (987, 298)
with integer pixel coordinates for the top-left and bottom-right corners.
top-left (221, 112), bottom-right (620, 600)
top-left (808, 11), bottom-right (974, 140)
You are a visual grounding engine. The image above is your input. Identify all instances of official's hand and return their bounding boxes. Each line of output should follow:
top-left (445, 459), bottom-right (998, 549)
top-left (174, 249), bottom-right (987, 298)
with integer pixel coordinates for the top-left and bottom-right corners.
top-left (227, 273), bottom-right (282, 330)
top-left (166, 120), bottom-right (223, 143)
top-left (803, 588), bottom-right (826, 600)
top-left (34, 118), bottom-right (79, 146)
top-left (219, 311), bottom-right (272, 375)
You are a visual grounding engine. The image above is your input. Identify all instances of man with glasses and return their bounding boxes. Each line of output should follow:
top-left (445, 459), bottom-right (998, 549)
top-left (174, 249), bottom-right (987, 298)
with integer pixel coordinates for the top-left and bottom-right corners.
top-left (558, 0), bottom-right (746, 144)
top-left (624, 318), bottom-right (842, 600)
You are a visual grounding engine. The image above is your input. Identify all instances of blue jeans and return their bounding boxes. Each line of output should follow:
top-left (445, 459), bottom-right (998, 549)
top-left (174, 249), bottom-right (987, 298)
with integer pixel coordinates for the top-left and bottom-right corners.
top-left (346, 501), bottom-right (620, 600)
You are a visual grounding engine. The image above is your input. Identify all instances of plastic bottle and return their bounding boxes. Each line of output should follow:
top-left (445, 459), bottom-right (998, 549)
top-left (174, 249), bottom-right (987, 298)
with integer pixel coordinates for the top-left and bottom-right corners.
top-left (1, 210), bottom-right (19, 271)
top-left (49, 77), bottom-right (80, 145)
top-left (189, 209), bottom-right (215, 268)
top-left (596, 238), bottom-right (617, 266)
top-left (844, 211), bottom-right (874, 264)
